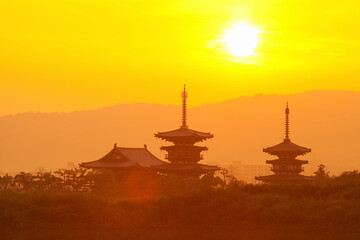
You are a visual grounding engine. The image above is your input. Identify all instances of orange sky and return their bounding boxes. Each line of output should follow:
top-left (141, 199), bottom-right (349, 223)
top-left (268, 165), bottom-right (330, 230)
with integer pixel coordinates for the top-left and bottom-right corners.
top-left (1, 0), bottom-right (360, 115)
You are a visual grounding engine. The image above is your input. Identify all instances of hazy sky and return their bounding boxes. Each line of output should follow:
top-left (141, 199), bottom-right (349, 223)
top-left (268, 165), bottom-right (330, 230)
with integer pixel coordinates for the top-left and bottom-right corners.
top-left (1, 0), bottom-right (359, 115)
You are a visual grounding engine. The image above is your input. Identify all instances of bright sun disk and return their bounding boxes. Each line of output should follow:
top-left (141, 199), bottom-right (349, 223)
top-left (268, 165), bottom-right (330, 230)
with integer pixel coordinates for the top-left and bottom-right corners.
top-left (224, 23), bottom-right (260, 57)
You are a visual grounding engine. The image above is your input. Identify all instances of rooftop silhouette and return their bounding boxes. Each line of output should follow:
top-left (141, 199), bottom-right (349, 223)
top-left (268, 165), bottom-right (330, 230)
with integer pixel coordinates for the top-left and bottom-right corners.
top-left (80, 144), bottom-right (166, 169)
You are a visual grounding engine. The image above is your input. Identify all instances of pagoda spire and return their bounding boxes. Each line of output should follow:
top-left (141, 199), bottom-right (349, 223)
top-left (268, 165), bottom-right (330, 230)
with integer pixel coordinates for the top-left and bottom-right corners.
top-left (181, 84), bottom-right (188, 128)
top-left (285, 102), bottom-right (290, 140)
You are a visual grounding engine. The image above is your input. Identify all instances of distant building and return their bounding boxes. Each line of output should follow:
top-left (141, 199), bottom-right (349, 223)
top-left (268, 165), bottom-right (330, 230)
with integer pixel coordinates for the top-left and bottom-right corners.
top-left (67, 162), bottom-right (76, 169)
top-left (228, 161), bottom-right (271, 184)
top-left (255, 103), bottom-right (316, 183)
top-left (153, 85), bottom-right (219, 176)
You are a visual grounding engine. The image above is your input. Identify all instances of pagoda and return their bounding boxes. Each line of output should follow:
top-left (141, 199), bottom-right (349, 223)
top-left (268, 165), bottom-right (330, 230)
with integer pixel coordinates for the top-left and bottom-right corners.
top-left (153, 85), bottom-right (219, 176)
top-left (255, 103), bottom-right (315, 182)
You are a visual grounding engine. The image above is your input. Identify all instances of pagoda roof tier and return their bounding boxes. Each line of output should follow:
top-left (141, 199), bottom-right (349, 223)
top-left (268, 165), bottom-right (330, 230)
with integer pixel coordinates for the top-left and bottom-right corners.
top-left (255, 174), bottom-right (317, 182)
top-left (160, 145), bottom-right (208, 151)
top-left (155, 128), bottom-right (213, 142)
top-left (80, 144), bottom-right (166, 169)
top-left (152, 163), bottom-right (220, 174)
top-left (266, 159), bottom-right (309, 165)
top-left (263, 139), bottom-right (311, 156)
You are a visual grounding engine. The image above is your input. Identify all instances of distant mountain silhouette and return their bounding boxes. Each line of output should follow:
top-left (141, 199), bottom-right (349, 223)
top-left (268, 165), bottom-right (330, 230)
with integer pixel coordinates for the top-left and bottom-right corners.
top-left (0, 90), bottom-right (359, 175)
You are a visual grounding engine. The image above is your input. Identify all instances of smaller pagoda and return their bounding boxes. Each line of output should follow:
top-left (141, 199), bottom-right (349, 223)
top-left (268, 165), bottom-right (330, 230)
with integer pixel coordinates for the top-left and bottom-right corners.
top-left (153, 85), bottom-right (219, 176)
top-left (255, 103), bottom-right (315, 182)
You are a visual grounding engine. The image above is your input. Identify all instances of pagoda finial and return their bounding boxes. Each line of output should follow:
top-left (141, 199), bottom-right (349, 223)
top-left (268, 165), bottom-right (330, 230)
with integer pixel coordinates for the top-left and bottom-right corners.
top-left (181, 84), bottom-right (188, 128)
top-left (285, 102), bottom-right (290, 140)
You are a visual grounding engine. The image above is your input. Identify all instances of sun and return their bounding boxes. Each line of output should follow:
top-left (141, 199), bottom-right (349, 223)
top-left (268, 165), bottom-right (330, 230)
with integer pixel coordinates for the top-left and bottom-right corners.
top-left (224, 23), bottom-right (260, 57)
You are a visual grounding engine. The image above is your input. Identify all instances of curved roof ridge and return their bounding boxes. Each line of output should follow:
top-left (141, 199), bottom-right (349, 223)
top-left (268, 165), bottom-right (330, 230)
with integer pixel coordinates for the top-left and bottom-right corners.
top-left (155, 127), bottom-right (213, 140)
top-left (115, 146), bottom-right (146, 150)
top-left (80, 145), bottom-right (166, 168)
top-left (156, 127), bottom-right (212, 134)
top-left (263, 139), bottom-right (311, 155)
top-left (143, 148), bottom-right (167, 164)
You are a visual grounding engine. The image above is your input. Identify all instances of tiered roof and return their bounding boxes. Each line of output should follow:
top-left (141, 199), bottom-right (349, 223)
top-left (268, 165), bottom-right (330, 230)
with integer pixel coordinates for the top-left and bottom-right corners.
top-left (255, 174), bottom-right (317, 182)
top-left (263, 139), bottom-right (311, 156)
top-left (152, 163), bottom-right (219, 174)
top-left (160, 145), bottom-right (208, 150)
top-left (155, 128), bottom-right (213, 142)
top-left (266, 158), bottom-right (308, 165)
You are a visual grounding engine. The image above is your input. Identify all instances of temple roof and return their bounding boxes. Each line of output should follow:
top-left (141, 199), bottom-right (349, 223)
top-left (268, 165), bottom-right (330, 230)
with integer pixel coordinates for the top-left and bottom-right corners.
top-left (266, 158), bottom-right (309, 165)
top-left (155, 128), bottom-right (213, 141)
top-left (80, 144), bottom-right (166, 169)
top-left (151, 163), bottom-right (220, 174)
top-left (263, 139), bottom-right (311, 156)
top-left (255, 174), bottom-right (317, 182)
top-left (160, 144), bottom-right (208, 150)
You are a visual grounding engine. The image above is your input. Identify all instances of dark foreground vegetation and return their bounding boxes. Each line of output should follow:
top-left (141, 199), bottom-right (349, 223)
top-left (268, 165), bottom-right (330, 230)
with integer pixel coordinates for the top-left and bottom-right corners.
top-left (1, 168), bottom-right (360, 239)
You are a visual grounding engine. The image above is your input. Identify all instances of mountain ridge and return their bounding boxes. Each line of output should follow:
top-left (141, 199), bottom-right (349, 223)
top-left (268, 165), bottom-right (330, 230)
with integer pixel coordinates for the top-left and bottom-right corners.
top-left (0, 90), bottom-right (359, 175)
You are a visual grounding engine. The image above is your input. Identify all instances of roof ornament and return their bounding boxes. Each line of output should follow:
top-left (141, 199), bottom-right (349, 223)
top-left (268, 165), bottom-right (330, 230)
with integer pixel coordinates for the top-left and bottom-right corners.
top-left (114, 143), bottom-right (117, 148)
top-left (181, 84), bottom-right (188, 129)
top-left (285, 102), bottom-right (290, 140)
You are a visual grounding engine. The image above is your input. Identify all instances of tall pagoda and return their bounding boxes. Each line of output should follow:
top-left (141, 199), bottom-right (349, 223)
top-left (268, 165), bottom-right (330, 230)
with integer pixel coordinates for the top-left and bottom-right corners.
top-left (153, 85), bottom-right (219, 176)
top-left (255, 103), bottom-right (315, 182)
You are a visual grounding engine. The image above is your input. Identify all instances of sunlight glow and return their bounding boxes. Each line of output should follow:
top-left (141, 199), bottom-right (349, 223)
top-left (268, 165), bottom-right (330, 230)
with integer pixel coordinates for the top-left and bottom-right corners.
top-left (224, 23), bottom-right (260, 57)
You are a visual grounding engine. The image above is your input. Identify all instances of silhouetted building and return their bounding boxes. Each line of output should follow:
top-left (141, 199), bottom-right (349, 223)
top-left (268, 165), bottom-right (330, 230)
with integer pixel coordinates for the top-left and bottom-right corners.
top-left (153, 85), bottom-right (219, 176)
top-left (255, 103), bottom-right (316, 182)
top-left (80, 144), bottom-right (165, 197)
top-left (67, 162), bottom-right (76, 169)
top-left (80, 144), bottom-right (166, 170)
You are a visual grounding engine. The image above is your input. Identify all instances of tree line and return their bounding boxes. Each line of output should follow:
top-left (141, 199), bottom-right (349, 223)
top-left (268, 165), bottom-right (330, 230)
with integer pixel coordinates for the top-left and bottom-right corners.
top-left (0, 165), bottom-right (357, 194)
